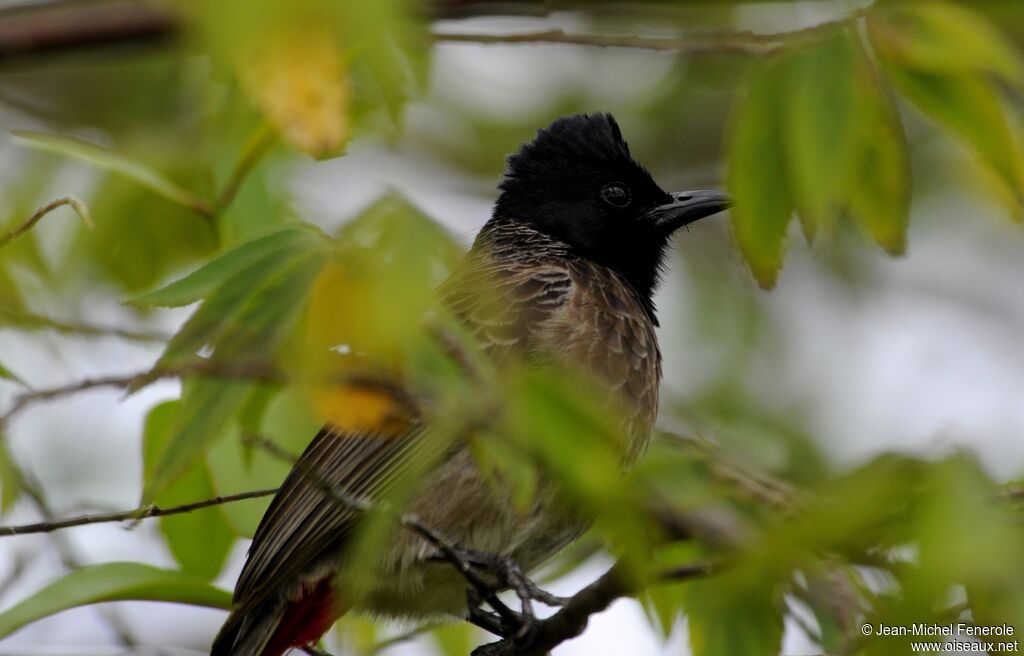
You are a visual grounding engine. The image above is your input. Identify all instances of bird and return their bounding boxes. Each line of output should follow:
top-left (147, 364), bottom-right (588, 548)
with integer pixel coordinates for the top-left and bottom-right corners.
top-left (210, 112), bottom-right (730, 656)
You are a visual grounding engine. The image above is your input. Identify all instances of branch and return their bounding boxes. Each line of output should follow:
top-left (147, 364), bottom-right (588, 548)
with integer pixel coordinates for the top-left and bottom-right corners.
top-left (18, 473), bottom-right (139, 645)
top-left (0, 487), bottom-right (278, 537)
top-left (472, 560), bottom-right (719, 656)
top-left (0, 0), bottom-right (177, 61)
top-left (0, 306), bottom-right (170, 342)
top-left (0, 359), bottom-right (281, 427)
top-left (432, 28), bottom-right (780, 55)
top-left (249, 432), bottom-right (722, 655)
top-left (999, 484), bottom-right (1024, 502)
top-left (0, 196), bottom-right (92, 251)
top-left (0, 0), bottom-right (861, 63)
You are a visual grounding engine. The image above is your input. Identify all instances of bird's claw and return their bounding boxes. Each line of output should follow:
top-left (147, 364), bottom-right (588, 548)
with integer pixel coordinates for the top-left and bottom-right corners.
top-left (459, 548), bottom-right (569, 610)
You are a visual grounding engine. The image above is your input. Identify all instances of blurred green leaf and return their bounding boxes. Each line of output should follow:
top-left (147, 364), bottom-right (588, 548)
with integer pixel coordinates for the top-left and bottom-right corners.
top-left (11, 131), bottom-right (213, 216)
top-left (0, 436), bottom-right (22, 514)
top-left (431, 623), bottom-right (476, 656)
top-left (912, 457), bottom-right (1024, 630)
top-left (846, 41), bottom-right (911, 255)
top-left (0, 361), bottom-right (25, 387)
top-left (469, 432), bottom-right (538, 514)
top-left (640, 543), bottom-right (706, 639)
top-left (131, 225), bottom-right (320, 308)
top-left (870, 10), bottom-right (1024, 213)
top-left (685, 573), bottom-right (784, 656)
top-left (879, 64), bottom-right (1023, 211)
top-left (869, 1), bottom-right (1024, 84)
top-left (333, 615), bottom-right (379, 655)
top-left (73, 176), bottom-right (218, 292)
top-left (206, 390), bottom-right (320, 537)
top-left (141, 228), bottom-right (329, 498)
top-left (184, 0), bottom-right (426, 135)
top-left (143, 379), bottom-right (250, 503)
top-left (154, 229), bottom-right (328, 370)
top-left (728, 57), bottom-right (794, 288)
top-left (0, 562), bottom-right (231, 639)
top-left (498, 367), bottom-right (658, 571)
top-left (643, 582), bottom-right (683, 639)
top-left (142, 401), bottom-right (235, 579)
top-left (784, 28), bottom-right (857, 231)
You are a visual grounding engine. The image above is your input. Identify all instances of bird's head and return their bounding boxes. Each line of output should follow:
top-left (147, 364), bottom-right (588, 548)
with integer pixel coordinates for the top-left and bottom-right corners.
top-left (492, 113), bottom-right (729, 303)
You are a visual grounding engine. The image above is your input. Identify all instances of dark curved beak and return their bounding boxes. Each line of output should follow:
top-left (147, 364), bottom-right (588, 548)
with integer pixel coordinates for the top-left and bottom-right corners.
top-left (649, 189), bottom-right (731, 234)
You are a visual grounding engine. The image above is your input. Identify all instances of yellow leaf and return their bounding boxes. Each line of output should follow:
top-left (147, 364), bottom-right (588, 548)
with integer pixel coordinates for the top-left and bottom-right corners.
top-left (241, 28), bottom-right (351, 158)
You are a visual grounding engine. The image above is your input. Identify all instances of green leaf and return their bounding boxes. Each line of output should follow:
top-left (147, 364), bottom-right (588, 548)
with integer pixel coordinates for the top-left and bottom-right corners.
top-left (870, 10), bottom-right (1024, 211)
top-left (913, 458), bottom-right (1024, 613)
top-left (685, 574), bottom-right (784, 656)
top-left (878, 64), bottom-right (1024, 210)
top-left (643, 583), bottom-right (684, 639)
top-left (498, 367), bottom-right (656, 571)
top-left (10, 131), bottom-right (213, 215)
top-left (206, 390), bottom-right (320, 537)
top-left (143, 379), bottom-right (249, 502)
top-left (431, 623), bottom-right (475, 656)
top-left (154, 239), bottom-right (327, 370)
top-left (131, 225), bottom-right (321, 308)
top-left (0, 562), bottom-right (231, 639)
top-left (214, 252), bottom-right (328, 362)
top-left (728, 58), bottom-right (795, 288)
top-left (333, 615), bottom-right (379, 655)
top-left (142, 401), bottom-right (235, 579)
top-left (847, 41), bottom-right (911, 255)
top-left (142, 224), bottom-right (327, 498)
top-left (0, 436), bottom-right (22, 513)
top-left (74, 175), bottom-right (218, 292)
top-left (869, 1), bottom-right (1024, 84)
top-left (784, 28), bottom-right (858, 230)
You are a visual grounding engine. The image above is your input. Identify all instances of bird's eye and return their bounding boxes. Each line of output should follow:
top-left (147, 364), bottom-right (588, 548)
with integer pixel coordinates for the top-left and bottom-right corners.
top-left (600, 183), bottom-right (632, 208)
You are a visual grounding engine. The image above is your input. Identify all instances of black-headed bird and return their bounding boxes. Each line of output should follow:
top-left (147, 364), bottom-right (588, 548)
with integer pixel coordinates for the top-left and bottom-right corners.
top-left (211, 113), bottom-right (730, 656)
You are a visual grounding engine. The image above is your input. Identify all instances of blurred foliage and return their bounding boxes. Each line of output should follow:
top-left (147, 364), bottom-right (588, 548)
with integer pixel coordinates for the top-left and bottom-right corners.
top-left (0, 1), bottom-right (1023, 655)
top-left (0, 562), bottom-right (231, 640)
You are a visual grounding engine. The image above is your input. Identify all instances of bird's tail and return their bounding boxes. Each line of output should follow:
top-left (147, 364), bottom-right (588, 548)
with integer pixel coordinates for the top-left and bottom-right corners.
top-left (211, 578), bottom-right (343, 656)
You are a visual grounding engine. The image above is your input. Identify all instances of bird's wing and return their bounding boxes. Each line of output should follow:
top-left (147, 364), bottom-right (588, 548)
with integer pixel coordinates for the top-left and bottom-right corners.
top-left (231, 263), bottom-right (575, 615)
top-left (232, 381), bottom-right (423, 613)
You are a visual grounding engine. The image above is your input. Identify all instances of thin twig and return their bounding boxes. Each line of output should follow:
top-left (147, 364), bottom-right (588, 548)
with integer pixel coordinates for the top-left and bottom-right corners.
top-left (0, 307), bottom-right (171, 342)
top-left (0, 360), bottom-right (281, 426)
top-left (432, 28), bottom-right (781, 54)
top-left (0, 0), bottom-right (865, 63)
top-left (999, 485), bottom-right (1024, 502)
top-left (18, 474), bottom-right (139, 646)
top-left (0, 487), bottom-right (279, 537)
top-left (0, 196), bottom-right (92, 251)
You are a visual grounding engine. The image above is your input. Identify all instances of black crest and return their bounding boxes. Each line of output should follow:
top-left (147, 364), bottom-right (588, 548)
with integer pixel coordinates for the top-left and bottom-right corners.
top-left (500, 113), bottom-right (639, 193)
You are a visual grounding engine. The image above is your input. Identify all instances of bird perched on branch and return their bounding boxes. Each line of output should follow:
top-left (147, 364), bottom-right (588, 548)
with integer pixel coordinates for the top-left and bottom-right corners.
top-left (211, 113), bottom-right (729, 656)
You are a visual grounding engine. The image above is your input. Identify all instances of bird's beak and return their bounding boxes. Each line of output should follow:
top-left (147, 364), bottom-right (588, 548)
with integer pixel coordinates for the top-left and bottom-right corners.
top-left (649, 190), bottom-right (731, 234)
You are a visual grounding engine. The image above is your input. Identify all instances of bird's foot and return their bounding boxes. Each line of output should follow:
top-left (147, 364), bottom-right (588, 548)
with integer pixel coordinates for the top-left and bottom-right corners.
top-left (460, 549), bottom-right (570, 610)
top-left (465, 587), bottom-right (542, 643)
